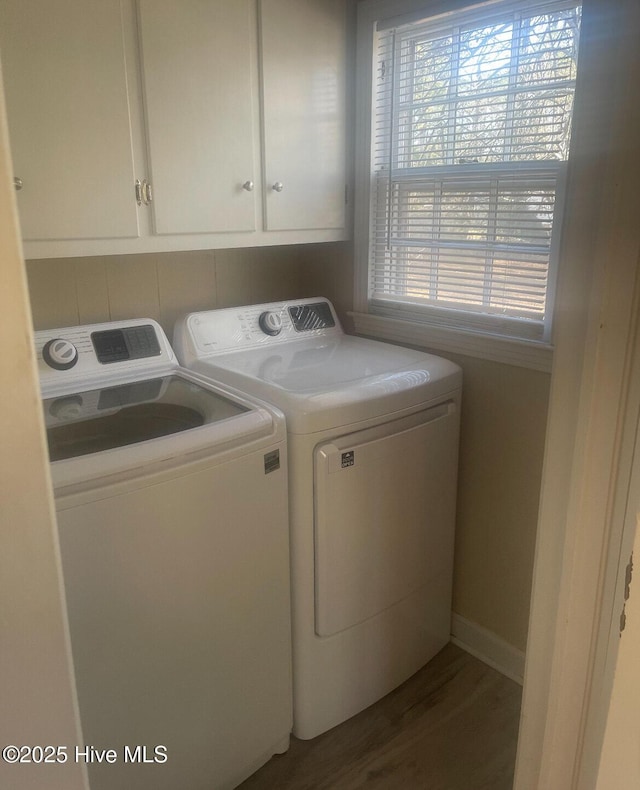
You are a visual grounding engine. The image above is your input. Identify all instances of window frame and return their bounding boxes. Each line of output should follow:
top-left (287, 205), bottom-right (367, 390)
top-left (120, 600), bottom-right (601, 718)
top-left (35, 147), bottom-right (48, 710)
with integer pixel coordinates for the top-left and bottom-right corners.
top-left (353, 0), bottom-right (579, 370)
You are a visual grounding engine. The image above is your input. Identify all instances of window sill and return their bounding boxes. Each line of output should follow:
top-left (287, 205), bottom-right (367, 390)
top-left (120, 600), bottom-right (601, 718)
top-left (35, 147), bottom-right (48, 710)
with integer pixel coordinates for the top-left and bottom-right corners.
top-left (348, 311), bottom-right (554, 372)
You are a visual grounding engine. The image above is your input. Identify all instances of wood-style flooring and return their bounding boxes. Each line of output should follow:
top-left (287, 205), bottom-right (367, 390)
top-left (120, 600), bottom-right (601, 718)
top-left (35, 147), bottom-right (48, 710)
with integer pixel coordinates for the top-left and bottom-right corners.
top-left (239, 643), bottom-right (521, 790)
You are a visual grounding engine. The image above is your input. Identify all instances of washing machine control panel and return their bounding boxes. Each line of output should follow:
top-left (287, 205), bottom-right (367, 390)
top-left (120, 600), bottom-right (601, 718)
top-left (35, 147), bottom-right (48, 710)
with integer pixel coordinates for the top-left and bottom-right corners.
top-left (182, 298), bottom-right (341, 358)
top-left (91, 325), bottom-right (161, 364)
top-left (37, 319), bottom-right (175, 392)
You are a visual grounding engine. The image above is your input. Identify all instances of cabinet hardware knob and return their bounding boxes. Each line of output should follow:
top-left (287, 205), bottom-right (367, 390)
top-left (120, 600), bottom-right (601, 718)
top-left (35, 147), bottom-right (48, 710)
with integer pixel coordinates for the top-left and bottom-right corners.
top-left (135, 179), bottom-right (143, 206)
top-left (242, 180), bottom-right (254, 192)
top-left (272, 181), bottom-right (284, 192)
top-left (14, 176), bottom-right (23, 191)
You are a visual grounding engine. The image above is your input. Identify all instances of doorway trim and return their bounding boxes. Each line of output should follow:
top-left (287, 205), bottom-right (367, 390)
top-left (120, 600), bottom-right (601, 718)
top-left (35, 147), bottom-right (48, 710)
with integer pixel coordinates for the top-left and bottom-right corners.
top-left (513, 1), bottom-right (640, 787)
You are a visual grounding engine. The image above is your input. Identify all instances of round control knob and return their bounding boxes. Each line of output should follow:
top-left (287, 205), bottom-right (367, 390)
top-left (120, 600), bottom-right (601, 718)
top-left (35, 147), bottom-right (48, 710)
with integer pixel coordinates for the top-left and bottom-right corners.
top-left (258, 311), bottom-right (283, 336)
top-left (42, 338), bottom-right (78, 370)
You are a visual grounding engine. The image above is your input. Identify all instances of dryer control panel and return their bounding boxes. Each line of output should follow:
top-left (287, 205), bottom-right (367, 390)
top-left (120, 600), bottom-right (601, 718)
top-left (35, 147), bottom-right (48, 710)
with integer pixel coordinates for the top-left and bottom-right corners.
top-left (176, 298), bottom-right (341, 364)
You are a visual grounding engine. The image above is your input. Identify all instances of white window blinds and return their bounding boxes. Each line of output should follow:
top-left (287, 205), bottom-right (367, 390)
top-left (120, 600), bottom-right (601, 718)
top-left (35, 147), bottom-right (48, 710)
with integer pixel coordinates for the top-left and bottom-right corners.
top-left (369, 0), bottom-right (581, 341)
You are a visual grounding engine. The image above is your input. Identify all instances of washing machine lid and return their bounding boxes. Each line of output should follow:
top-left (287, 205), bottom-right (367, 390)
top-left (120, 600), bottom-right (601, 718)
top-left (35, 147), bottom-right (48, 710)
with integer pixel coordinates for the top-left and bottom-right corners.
top-left (188, 334), bottom-right (461, 434)
top-left (45, 369), bottom-right (279, 491)
top-left (36, 320), bottom-right (281, 491)
top-left (45, 373), bottom-right (249, 461)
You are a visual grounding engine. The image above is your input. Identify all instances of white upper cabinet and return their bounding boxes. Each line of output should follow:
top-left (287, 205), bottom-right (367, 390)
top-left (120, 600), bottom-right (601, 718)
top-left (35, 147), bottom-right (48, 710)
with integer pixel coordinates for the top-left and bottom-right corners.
top-left (137, 0), bottom-right (258, 235)
top-left (260, 0), bottom-right (346, 232)
top-left (0, 0), bottom-right (348, 257)
top-left (0, 0), bottom-right (141, 241)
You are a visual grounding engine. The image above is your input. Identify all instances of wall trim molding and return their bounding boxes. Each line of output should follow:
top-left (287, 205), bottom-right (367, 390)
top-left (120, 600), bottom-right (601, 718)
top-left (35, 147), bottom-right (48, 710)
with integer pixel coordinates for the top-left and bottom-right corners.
top-left (451, 614), bottom-right (526, 686)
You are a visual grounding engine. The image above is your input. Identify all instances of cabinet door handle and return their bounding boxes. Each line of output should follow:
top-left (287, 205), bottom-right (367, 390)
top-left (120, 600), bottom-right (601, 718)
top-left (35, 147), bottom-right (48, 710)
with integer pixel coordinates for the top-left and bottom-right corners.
top-left (272, 181), bottom-right (284, 192)
top-left (136, 179), bottom-right (153, 206)
top-left (242, 180), bottom-right (254, 192)
top-left (14, 176), bottom-right (23, 191)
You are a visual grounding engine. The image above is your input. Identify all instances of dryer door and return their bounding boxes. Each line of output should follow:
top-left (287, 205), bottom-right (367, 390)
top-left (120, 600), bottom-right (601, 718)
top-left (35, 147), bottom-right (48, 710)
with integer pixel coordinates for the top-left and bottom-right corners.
top-left (314, 399), bottom-right (460, 638)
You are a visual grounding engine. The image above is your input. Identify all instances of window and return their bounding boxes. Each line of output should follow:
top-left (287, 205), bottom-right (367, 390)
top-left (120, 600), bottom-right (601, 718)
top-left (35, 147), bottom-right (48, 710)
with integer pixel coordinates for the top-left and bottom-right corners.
top-left (357, 0), bottom-right (582, 345)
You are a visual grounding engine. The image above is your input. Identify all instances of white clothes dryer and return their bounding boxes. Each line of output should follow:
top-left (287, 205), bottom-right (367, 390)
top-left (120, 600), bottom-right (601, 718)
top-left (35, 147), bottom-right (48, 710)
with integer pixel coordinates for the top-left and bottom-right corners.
top-left (174, 298), bottom-right (462, 740)
top-left (37, 319), bottom-right (292, 790)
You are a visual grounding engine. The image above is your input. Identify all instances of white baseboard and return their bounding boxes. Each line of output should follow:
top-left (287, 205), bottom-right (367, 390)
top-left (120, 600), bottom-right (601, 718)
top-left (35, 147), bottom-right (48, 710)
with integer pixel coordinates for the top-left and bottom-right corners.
top-left (451, 613), bottom-right (525, 686)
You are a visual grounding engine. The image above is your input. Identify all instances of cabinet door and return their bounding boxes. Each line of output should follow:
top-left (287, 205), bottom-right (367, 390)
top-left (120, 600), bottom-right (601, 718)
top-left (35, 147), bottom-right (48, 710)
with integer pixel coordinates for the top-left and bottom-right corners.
top-left (260, 0), bottom-right (346, 232)
top-left (0, 0), bottom-right (140, 241)
top-left (138, 0), bottom-right (258, 236)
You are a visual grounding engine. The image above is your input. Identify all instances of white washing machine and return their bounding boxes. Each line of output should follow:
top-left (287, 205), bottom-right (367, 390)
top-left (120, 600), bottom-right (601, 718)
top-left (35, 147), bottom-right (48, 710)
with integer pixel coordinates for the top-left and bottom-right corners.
top-left (37, 319), bottom-right (292, 790)
top-left (174, 298), bottom-right (462, 740)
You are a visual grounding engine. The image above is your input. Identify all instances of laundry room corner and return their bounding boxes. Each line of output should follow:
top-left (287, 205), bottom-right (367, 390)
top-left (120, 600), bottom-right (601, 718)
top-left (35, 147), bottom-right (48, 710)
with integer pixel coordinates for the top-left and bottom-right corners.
top-left (296, 239), bottom-right (553, 679)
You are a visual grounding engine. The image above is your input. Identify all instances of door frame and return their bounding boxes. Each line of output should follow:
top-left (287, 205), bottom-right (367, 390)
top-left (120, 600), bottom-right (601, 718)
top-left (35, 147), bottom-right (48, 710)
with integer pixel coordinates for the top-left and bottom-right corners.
top-left (513, 0), bottom-right (640, 787)
top-left (0, 61), bottom-right (88, 790)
